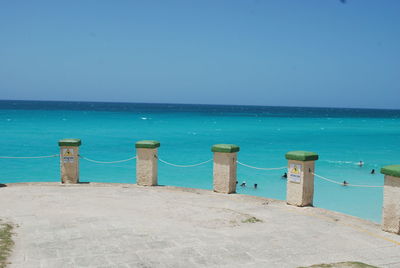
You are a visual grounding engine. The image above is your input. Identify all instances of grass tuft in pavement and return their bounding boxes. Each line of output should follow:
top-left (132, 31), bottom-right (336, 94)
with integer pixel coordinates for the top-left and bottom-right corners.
top-left (241, 216), bottom-right (262, 223)
top-left (298, 261), bottom-right (379, 268)
top-left (0, 220), bottom-right (14, 268)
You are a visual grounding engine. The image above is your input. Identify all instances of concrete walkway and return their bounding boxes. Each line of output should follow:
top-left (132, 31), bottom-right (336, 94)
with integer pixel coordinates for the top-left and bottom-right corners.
top-left (0, 183), bottom-right (399, 268)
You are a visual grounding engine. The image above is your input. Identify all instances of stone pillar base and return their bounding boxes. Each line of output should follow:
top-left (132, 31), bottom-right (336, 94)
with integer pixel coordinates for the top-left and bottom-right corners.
top-left (285, 151), bottom-right (318, 207)
top-left (381, 165), bottom-right (400, 234)
top-left (136, 140), bottom-right (160, 186)
top-left (59, 139), bottom-right (81, 184)
top-left (212, 144), bottom-right (239, 194)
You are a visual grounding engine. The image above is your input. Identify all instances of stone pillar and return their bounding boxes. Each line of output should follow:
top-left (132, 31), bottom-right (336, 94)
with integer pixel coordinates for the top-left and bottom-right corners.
top-left (136, 140), bottom-right (160, 186)
top-left (285, 151), bottom-right (318, 207)
top-left (380, 165), bottom-right (400, 234)
top-left (58, 139), bottom-right (81, 184)
top-left (212, 144), bottom-right (239, 194)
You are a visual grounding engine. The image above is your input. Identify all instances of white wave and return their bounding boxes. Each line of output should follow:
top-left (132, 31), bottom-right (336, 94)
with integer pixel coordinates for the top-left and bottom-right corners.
top-left (325, 160), bottom-right (355, 164)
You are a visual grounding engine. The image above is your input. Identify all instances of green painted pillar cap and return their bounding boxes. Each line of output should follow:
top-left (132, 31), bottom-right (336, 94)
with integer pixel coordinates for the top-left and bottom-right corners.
top-left (211, 144), bottom-right (240, 153)
top-left (58, 139), bottom-right (81, 147)
top-left (135, 140), bottom-right (160, 149)
top-left (380, 165), bottom-right (400, 178)
top-left (285, 151), bottom-right (318, 161)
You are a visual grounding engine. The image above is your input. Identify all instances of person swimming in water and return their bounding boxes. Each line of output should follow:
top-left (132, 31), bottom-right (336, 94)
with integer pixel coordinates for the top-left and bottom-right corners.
top-left (254, 183), bottom-right (258, 189)
top-left (342, 180), bottom-right (348, 186)
top-left (282, 172), bottom-right (287, 179)
top-left (371, 169), bottom-right (375, 174)
top-left (240, 181), bottom-right (246, 187)
top-left (358, 161), bottom-right (364, 167)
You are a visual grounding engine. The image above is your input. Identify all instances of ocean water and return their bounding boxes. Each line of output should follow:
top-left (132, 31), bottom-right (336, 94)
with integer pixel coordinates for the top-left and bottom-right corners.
top-left (1, 100), bottom-right (400, 223)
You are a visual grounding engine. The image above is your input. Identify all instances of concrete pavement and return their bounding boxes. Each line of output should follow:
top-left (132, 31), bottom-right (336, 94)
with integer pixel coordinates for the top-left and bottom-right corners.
top-left (0, 183), bottom-right (399, 268)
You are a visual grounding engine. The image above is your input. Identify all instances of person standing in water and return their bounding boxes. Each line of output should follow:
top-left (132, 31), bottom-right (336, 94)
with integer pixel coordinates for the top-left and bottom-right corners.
top-left (358, 161), bottom-right (364, 167)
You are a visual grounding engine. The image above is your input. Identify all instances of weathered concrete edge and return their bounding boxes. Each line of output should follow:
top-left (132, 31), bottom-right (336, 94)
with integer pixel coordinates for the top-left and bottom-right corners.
top-left (1, 182), bottom-right (383, 230)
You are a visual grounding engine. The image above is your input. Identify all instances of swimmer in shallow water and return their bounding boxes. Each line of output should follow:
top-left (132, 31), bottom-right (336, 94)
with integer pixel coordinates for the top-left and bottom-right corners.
top-left (342, 180), bottom-right (348, 186)
top-left (254, 183), bottom-right (258, 189)
top-left (240, 181), bottom-right (246, 187)
top-left (358, 161), bottom-right (364, 167)
top-left (371, 169), bottom-right (375, 174)
top-left (282, 172), bottom-right (287, 179)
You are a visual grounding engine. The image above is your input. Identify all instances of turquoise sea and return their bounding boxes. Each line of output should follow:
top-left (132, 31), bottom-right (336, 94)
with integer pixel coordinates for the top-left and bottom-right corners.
top-left (1, 100), bottom-right (399, 223)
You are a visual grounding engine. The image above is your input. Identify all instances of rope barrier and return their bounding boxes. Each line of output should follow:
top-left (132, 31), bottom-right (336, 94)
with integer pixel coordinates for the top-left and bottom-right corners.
top-left (312, 172), bottom-right (383, 188)
top-left (0, 154), bottom-right (59, 159)
top-left (158, 158), bottom-right (212, 168)
top-left (80, 155), bottom-right (137, 164)
top-left (0, 152), bottom-right (385, 189)
top-left (237, 161), bottom-right (287, 171)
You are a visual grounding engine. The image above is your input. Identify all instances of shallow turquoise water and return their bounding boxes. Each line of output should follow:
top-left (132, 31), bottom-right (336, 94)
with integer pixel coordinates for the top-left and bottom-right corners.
top-left (1, 101), bottom-right (399, 223)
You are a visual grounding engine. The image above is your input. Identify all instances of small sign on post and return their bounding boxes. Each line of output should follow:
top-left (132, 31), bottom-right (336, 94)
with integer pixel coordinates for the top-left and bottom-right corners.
top-left (62, 148), bottom-right (74, 163)
top-left (288, 163), bottom-right (302, 183)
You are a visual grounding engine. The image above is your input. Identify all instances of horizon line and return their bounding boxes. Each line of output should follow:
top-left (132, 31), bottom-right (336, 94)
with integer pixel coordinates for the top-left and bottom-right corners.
top-left (0, 98), bottom-right (399, 112)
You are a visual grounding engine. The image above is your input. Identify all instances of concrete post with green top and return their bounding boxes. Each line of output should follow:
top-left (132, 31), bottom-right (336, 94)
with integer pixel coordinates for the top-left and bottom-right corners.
top-left (380, 165), bottom-right (400, 234)
top-left (58, 139), bottom-right (81, 184)
top-left (136, 140), bottom-right (160, 186)
top-left (212, 144), bottom-right (239, 194)
top-left (285, 151), bottom-right (318, 207)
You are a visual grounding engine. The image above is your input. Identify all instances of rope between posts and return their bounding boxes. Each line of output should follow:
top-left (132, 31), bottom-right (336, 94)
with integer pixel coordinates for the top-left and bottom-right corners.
top-left (312, 172), bottom-right (383, 188)
top-left (79, 155), bottom-right (137, 164)
top-left (237, 161), bottom-right (287, 171)
top-left (158, 158), bottom-right (212, 168)
top-left (0, 154), bottom-right (59, 159)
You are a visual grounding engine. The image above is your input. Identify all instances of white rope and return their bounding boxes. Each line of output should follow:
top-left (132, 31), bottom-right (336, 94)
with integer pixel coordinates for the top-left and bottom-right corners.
top-left (0, 154), bottom-right (59, 159)
top-left (312, 172), bottom-right (383, 188)
top-left (237, 161), bottom-right (287, 171)
top-left (158, 158), bottom-right (212, 168)
top-left (80, 155), bottom-right (137, 164)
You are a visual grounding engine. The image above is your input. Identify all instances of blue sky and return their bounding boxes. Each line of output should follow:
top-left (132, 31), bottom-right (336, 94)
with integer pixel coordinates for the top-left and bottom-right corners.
top-left (0, 0), bottom-right (399, 109)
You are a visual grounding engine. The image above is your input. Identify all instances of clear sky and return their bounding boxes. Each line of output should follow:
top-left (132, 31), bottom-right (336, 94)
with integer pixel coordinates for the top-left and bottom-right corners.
top-left (0, 0), bottom-right (399, 109)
